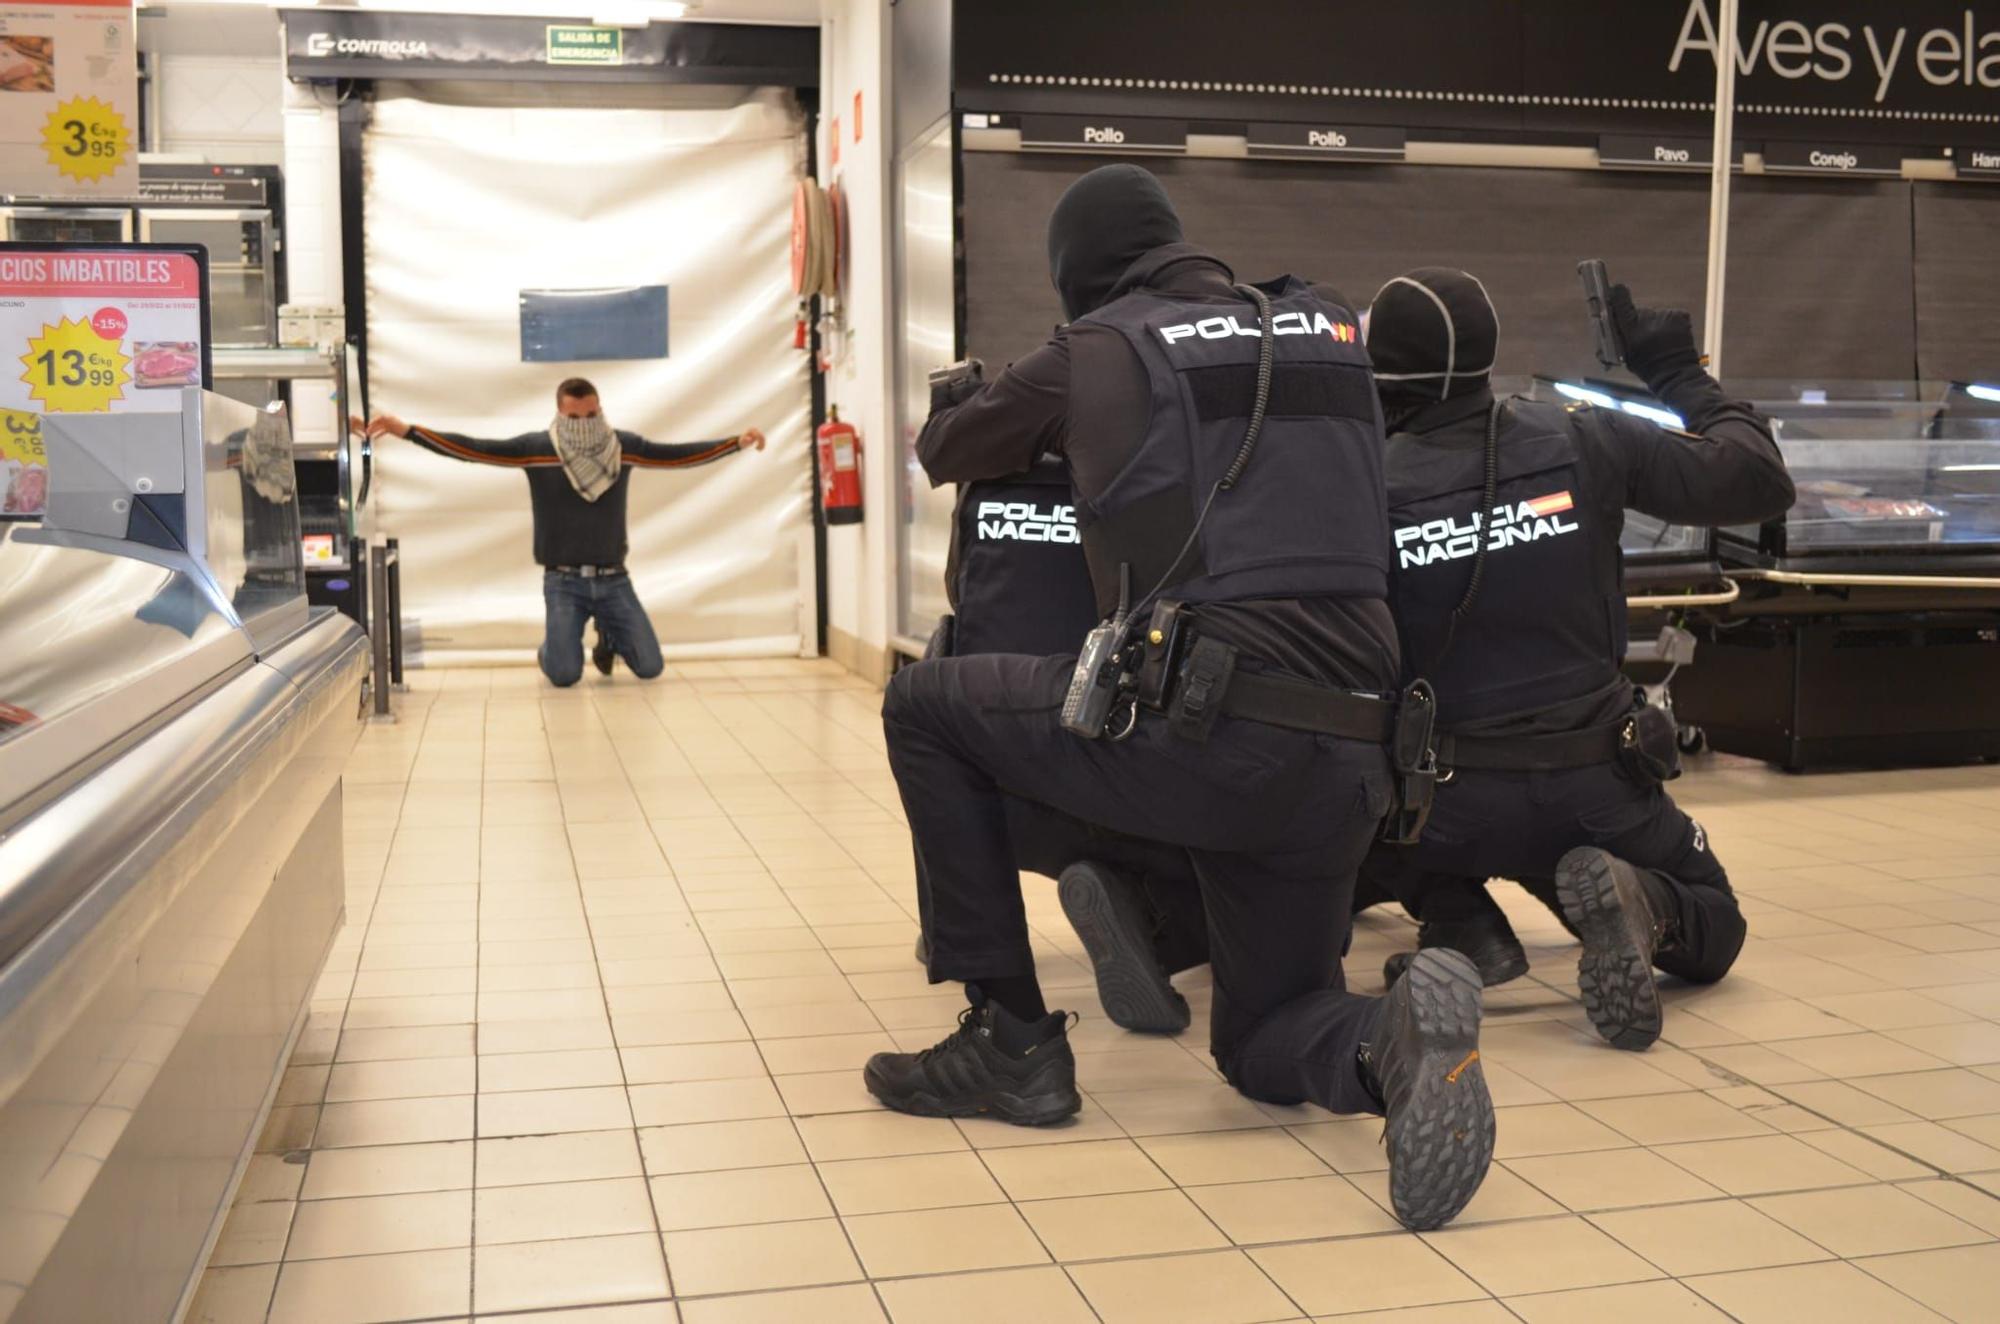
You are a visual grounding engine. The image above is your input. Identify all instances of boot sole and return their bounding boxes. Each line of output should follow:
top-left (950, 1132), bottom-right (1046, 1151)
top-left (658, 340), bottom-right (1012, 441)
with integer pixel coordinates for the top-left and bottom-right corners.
top-left (862, 1060), bottom-right (1081, 1127)
top-left (1556, 847), bottom-right (1663, 1052)
top-left (1386, 949), bottom-right (1496, 1232)
top-left (1059, 863), bottom-right (1191, 1034)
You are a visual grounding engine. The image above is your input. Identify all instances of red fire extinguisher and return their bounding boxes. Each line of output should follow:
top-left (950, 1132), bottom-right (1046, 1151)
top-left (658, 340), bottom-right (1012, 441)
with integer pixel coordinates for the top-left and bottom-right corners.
top-left (817, 406), bottom-right (863, 525)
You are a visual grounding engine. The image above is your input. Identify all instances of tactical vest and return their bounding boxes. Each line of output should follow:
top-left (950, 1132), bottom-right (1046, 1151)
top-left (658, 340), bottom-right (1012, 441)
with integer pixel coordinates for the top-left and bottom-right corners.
top-left (943, 461), bottom-right (1099, 657)
top-left (1070, 278), bottom-right (1389, 617)
top-left (1386, 398), bottom-right (1626, 726)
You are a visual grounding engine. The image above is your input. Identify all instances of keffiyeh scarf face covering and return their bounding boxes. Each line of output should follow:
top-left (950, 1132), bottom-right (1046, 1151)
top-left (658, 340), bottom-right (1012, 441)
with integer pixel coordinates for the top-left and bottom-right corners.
top-left (549, 413), bottom-right (622, 501)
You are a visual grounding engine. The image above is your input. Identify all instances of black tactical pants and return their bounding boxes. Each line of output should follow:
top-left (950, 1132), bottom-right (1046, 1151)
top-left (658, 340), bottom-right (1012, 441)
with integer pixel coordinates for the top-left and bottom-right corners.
top-left (1365, 762), bottom-right (1746, 985)
top-left (883, 652), bottom-right (1392, 1116)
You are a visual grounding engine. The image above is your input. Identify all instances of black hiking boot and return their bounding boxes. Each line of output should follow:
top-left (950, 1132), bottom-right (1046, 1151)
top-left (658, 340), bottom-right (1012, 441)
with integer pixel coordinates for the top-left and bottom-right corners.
top-left (864, 988), bottom-right (1081, 1127)
top-left (1059, 861), bottom-right (1191, 1034)
top-left (1556, 847), bottom-right (1677, 1051)
top-left (1382, 911), bottom-right (1530, 990)
top-left (1360, 948), bottom-right (1495, 1231)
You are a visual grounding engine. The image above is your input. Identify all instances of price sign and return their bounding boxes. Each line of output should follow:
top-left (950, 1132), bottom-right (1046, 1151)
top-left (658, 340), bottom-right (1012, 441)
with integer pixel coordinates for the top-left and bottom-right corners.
top-left (0, 244), bottom-right (206, 517)
top-left (0, 1), bottom-right (138, 197)
top-left (21, 315), bottom-right (132, 411)
top-left (41, 94), bottom-right (131, 183)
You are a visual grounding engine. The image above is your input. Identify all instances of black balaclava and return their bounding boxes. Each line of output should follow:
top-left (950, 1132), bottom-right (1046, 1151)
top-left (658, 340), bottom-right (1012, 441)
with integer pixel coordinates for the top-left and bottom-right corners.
top-left (1046, 164), bottom-right (1184, 322)
top-left (1365, 267), bottom-right (1500, 428)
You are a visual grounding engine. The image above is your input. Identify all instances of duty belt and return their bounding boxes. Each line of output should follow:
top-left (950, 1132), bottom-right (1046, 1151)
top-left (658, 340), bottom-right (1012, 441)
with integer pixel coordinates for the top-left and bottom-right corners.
top-left (1214, 669), bottom-right (1399, 742)
top-left (548, 564), bottom-right (627, 578)
top-left (1435, 718), bottom-right (1627, 772)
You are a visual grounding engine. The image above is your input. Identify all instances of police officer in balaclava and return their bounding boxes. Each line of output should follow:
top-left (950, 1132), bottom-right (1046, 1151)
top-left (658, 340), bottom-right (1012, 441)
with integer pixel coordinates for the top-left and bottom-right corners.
top-left (1357, 266), bottom-right (1795, 1050)
top-left (869, 166), bottom-right (1497, 1232)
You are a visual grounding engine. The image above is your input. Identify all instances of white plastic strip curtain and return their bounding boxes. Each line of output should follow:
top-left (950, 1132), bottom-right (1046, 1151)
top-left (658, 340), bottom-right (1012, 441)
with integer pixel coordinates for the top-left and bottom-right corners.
top-left (363, 83), bottom-right (810, 663)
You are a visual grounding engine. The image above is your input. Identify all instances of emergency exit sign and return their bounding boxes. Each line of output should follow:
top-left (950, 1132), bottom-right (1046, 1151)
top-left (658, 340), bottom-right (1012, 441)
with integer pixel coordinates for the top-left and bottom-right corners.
top-left (546, 26), bottom-right (622, 66)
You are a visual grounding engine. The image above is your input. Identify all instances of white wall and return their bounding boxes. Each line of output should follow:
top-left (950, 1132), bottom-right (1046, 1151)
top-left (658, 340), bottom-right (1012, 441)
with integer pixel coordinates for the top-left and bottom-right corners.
top-left (817, 0), bottom-right (899, 680)
top-left (141, 8), bottom-right (285, 164)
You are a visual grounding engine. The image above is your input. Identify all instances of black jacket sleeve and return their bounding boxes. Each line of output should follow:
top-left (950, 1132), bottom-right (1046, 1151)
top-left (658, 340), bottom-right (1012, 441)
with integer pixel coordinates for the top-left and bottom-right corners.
top-left (619, 431), bottom-right (743, 470)
top-left (406, 426), bottom-right (556, 467)
top-left (914, 334), bottom-right (1071, 486)
top-left (1586, 374), bottom-right (1796, 528)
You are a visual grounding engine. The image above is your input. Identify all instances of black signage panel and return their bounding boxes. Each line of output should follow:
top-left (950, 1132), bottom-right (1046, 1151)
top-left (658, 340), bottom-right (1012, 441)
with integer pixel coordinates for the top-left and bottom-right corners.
top-left (1761, 142), bottom-right (1906, 175)
top-left (1246, 123), bottom-right (1405, 161)
top-left (1018, 114), bottom-right (1187, 152)
top-left (281, 10), bottom-right (818, 85)
top-left (955, 0), bottom-right (2000, 148)
top-left (1598, 134), bottom-right (1724, 169)
top-left (1959, 145), bottom-right (2000, 177)
top-left (138, 164), bottom-right (270, 206)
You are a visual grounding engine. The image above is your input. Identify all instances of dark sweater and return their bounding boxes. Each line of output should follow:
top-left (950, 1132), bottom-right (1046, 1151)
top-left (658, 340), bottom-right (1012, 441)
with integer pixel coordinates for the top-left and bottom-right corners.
top-left (407, 425), bottom-right (740, 567)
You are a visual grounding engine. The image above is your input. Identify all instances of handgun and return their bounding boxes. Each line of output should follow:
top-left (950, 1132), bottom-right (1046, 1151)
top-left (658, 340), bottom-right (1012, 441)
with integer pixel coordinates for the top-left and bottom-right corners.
top-left (1577, 259), bottom-right (1625, 368)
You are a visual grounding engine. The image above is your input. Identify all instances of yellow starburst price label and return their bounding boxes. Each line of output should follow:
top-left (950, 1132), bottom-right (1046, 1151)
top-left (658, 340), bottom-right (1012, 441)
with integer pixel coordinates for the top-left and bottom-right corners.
top-left (20, 318), bottom-right (132, 413)
top-left (42, 97), bottom-right (132, 185)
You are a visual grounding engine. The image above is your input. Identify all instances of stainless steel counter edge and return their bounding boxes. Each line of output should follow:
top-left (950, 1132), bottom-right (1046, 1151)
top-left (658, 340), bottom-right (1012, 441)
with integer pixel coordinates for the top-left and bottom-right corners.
top-left (0, 612), bottom-right (369, 1102)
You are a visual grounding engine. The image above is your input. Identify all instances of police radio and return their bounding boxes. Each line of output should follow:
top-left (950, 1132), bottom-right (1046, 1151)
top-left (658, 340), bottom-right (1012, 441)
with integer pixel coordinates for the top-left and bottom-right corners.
top-left (1578, 260), bottom-right (1625, 368)
top-left (1061, 566), bottom-right (1136, 739)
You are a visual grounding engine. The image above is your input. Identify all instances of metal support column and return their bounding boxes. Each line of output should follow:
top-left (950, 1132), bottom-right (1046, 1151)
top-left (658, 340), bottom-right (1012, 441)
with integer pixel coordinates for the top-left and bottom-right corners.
top-left (369, 541), bottom-right (394, 721)
top-left (1702, 0), bottom-right (1741, 381)
top-left (385, 536), bottom-right (404, 686)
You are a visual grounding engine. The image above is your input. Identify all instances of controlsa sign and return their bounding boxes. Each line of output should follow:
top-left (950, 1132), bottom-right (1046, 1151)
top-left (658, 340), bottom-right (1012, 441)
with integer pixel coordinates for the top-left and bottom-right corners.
top-left (0, 245), bottom-right (206, 517)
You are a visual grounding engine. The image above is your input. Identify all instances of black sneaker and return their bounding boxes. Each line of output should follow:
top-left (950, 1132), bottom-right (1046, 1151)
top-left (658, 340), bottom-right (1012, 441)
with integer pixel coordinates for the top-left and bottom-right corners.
top-left (864, 989), bottom-right (1081, 1126)
top-left (1059, 861), bottom-right (1191, 1034)
top-left (1382, 914), bottom-right (1530, 990)
top-left (591, 631), bottom-right (615, 676)
top-left (1556, 847), bottom-right (1674, 1051)
top-left (1360, 948), bottom-right (1495, 1231)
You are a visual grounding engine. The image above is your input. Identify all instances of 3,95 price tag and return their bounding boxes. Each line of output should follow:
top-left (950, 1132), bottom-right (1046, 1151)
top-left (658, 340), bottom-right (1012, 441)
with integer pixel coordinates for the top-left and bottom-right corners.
top-left (19, 316), bottom-right (131, 412)
top-left (41, 95), bottom-right (131, 185)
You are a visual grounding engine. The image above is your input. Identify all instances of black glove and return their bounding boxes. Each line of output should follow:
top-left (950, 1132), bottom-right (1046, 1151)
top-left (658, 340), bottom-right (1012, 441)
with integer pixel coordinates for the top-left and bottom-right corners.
top-left (1608, 284), bottom-right (1703, 390)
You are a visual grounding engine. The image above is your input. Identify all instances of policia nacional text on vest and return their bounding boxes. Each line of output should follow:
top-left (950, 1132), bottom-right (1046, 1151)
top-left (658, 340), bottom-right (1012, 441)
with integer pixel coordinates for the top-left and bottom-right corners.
top-left (1058, 279), bottom-right (1438, 836)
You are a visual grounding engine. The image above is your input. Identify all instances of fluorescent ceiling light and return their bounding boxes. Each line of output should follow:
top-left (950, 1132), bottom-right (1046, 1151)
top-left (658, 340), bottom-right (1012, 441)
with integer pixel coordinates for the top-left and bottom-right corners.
top-left (1941, 463), bottom-right (2000, 472)
top-left (1966, 383), bottom-right (2000, 403)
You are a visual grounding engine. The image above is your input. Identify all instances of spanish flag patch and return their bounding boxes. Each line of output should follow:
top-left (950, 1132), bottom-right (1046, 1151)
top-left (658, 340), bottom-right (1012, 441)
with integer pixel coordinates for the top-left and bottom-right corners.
top-left (1526, 490), bottom-right (1575, 517)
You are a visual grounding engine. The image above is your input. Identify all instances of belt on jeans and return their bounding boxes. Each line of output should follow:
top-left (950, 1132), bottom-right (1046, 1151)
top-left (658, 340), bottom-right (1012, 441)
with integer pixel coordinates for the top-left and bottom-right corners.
top-left (548, 564), bottom-right (627, 579)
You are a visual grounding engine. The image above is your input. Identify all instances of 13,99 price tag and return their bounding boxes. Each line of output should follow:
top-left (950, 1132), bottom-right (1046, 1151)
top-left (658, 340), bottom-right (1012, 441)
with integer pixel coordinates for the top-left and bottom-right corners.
top-left (41, 95), bottom-right (131, 184)
top-left (20, 316), bottom-right (131, 412)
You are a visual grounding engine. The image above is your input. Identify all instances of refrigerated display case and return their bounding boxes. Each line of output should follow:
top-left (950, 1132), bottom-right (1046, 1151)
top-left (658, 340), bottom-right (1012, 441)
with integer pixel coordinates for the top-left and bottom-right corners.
top-left (140, 208), bottom-right (276, 348)
top-left (1671, 384), bottom-right (2000, 769)
top-left (0, 387), bottom-right (364, 1323)
top-left (0, 206), bottom-right (131, 244)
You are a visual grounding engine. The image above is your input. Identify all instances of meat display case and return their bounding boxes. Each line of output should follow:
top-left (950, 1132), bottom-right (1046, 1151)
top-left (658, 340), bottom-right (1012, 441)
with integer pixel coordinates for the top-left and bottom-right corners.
top-left (1535, 376), bottom-right (2000, 769)
top-left (0, 389), bottom-right (366, 1323)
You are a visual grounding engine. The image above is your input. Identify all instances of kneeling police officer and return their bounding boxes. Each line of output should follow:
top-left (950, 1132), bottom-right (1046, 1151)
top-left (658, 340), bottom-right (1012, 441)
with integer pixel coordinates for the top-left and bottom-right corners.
top-left (920, 455), bottom-right (1206, 1034)
top-left (869, 166), bottom-right (1495, 1231)
top-left (1361, 267), bottom-right (1795, 1049)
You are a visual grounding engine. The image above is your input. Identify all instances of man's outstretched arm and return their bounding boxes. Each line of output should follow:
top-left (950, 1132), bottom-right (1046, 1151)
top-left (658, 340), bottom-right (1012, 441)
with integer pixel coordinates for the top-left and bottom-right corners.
top-left (366, 412), bottom-right (556, 466)
top-left (622, 426), bottom-right (766, 469)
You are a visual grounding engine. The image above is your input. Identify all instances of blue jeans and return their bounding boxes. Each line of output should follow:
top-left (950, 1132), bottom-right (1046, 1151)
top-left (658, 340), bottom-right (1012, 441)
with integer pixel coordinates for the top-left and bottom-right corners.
top-left (539, 570), bottom-right (664, 687)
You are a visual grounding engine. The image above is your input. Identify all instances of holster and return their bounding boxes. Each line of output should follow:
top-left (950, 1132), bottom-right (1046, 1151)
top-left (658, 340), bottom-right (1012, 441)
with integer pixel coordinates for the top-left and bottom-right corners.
top-left (1167, 635), bottom-right (1237, 744)
top-left (1382, 680), bottom-right (1439, 845)
top-left (1619, 700), bottom-right (1683, 783)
